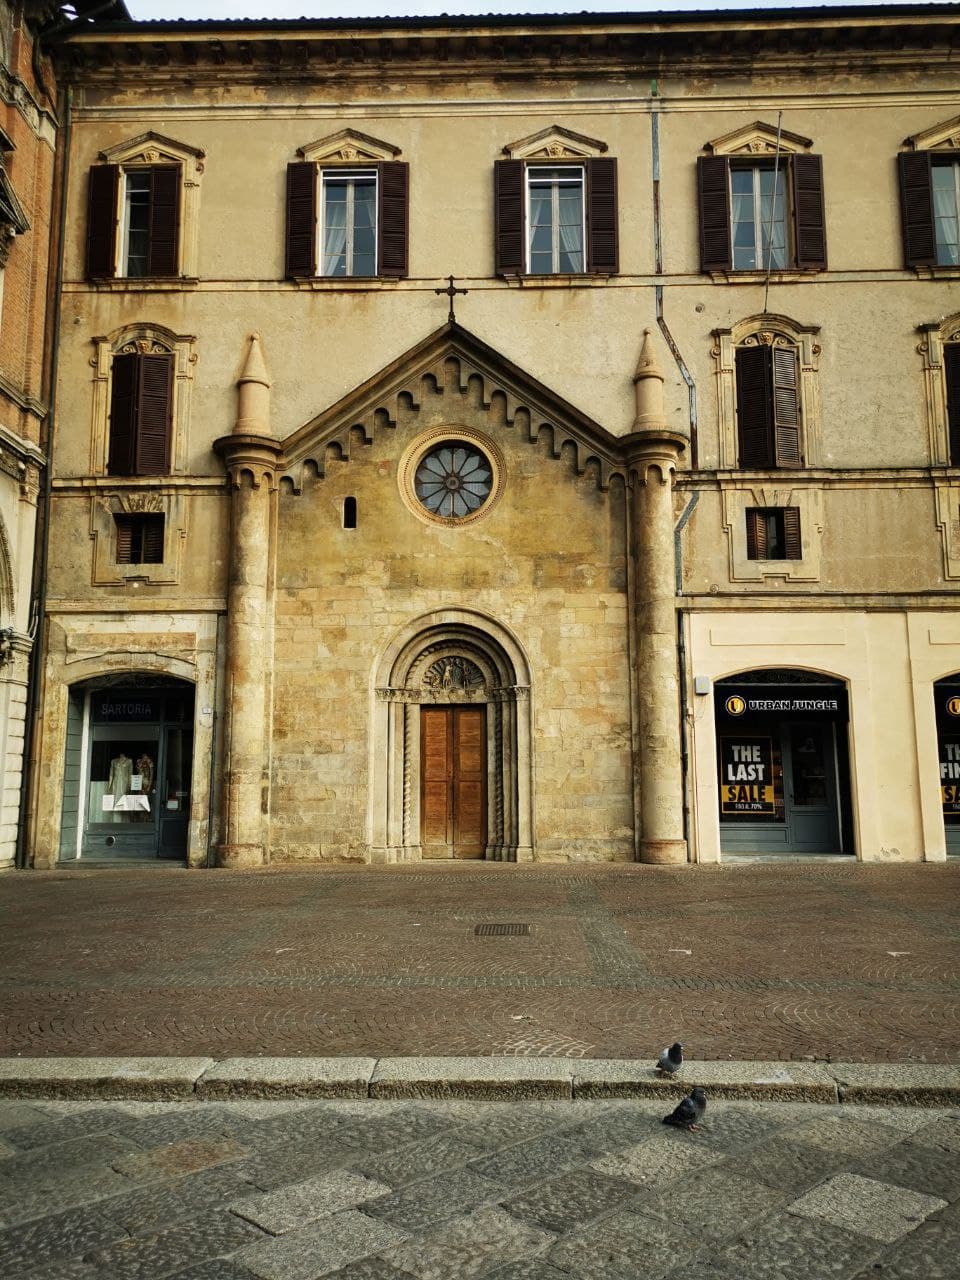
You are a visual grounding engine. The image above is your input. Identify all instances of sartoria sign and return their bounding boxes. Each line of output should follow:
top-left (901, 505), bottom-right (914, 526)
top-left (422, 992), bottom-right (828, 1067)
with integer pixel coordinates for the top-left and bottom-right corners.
top-left (719, 736), bottom-right (776, 815)
top-left (717, 686), bottom-right (848, 720)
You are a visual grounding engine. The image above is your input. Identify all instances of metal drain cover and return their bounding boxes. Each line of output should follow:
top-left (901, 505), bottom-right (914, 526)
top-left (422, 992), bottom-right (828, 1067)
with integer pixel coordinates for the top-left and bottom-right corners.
top-left (474, 922), bottom-right (530, 937)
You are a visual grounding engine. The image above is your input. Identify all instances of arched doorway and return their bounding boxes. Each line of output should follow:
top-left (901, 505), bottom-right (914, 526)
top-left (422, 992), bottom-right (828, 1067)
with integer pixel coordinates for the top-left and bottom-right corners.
top-left (371, 612), bottom-right (533, 862)
top-left (714, 668), bottom-right (853, 856)
top-left (59, 673), bottom-right (195, 862)
top-left (934, 674), bottom-right (960, 857)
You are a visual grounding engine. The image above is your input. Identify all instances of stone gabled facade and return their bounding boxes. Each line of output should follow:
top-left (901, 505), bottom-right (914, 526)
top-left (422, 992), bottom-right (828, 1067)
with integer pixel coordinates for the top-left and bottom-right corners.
top-left (17, 5), bottom-right (960, 870)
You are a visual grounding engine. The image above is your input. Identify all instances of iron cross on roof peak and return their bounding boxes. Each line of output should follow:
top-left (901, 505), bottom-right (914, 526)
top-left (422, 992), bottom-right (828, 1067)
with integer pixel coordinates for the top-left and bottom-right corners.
top-left (435, 274), bottom-right (468, 324)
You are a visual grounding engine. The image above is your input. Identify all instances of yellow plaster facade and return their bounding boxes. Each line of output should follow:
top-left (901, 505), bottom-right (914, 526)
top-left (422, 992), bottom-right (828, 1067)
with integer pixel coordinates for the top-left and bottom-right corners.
top-left (22, 6), bottom-right (960, 868)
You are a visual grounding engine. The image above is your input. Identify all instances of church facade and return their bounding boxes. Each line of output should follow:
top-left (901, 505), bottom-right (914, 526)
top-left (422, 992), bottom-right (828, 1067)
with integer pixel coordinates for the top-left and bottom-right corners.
top-left (19, 5), bottom-right (960, 869)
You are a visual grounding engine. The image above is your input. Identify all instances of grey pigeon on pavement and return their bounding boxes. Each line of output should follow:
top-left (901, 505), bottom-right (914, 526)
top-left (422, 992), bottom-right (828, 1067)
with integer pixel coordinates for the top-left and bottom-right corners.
top-left (656, 1042), bottom-right (683, 1075)
top-left (662, 1087), bottom-right (707, 1131)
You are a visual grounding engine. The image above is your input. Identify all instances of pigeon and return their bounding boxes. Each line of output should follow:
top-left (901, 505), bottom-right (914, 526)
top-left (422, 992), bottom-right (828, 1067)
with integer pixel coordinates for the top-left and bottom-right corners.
top-left (662, 1087), bottom-right (707, 1131)
top-left (655, 1042), bottom-right (683, 1075)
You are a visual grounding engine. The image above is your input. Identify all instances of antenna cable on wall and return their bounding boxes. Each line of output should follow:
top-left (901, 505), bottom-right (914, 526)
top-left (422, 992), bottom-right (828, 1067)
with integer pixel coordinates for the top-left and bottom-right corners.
top-left (762, 110), bottom-right (784, 314)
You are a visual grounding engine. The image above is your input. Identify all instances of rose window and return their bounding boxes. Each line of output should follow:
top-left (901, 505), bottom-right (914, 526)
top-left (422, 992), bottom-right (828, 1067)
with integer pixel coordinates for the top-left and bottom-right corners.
top-left (414, 443), bottom-right (493, 519)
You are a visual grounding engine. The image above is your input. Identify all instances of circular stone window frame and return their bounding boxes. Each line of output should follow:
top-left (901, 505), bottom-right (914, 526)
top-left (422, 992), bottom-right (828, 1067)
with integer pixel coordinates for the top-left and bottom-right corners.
top-left (398, 426), bottom-right (506, 528)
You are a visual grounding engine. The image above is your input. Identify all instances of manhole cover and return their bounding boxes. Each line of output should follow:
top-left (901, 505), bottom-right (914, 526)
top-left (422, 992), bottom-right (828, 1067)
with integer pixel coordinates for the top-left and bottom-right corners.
top-left (474, 922), bottom-right (530, 937)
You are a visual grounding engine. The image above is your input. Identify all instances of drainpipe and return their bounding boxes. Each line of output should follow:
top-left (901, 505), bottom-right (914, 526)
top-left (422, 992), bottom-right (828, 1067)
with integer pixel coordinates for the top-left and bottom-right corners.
top-left (16, 83), bottom-right (71, 869)
top-left (651, 91), bottom-right (700, 853)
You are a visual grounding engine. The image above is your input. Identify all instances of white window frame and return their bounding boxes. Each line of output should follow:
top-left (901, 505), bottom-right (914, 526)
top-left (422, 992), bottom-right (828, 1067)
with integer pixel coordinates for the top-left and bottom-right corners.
top-left (319, 166), bottom-right (378, 278)
top-left (524, 164), bottom-right (585, 276)
top-left (119, 167), bottom-right (153, 278)
top-left (729, 163), bottom-right (791, 273)
top-left (932, 158), bottom-right (960, 267)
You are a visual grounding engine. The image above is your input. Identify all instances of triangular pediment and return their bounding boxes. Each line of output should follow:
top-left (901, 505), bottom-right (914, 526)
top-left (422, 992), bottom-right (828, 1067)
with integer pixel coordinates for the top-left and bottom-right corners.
top-left (903, 114), bottom-right (960, 152)
top-left (99, 131), bottom-right (205, 170)
top-left (501, 125), bottom-right (608, 161)
top-left (703, 120), bottom-right (813, 157)
top-left (280, 322), bottom-right (627, 493)
top-left (297, 128), bottom-right (401, 163)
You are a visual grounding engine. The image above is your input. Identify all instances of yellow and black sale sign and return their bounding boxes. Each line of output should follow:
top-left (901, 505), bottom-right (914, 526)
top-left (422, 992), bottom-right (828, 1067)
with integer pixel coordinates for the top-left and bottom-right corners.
top-left (720, 736), bottom-right (775, 815)
top-left (941, 736), bottom-right (960, 814)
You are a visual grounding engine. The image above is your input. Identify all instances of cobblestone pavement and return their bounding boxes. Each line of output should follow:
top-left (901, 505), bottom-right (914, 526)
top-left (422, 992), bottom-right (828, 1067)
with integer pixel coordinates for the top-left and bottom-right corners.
top-left (1, 862), bottom-right (958, 1062)
top-left (1, 1095), bottom-right (958, 1279)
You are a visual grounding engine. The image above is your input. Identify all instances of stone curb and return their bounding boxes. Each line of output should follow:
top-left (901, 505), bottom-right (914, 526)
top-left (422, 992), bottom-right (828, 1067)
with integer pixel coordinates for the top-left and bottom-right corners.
top-left (0, 1057), bottom-right (957, 1105)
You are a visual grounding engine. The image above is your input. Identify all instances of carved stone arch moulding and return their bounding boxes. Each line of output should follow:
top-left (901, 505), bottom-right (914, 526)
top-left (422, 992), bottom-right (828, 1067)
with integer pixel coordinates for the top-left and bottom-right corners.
top-left (918, 312), bottom-right (960, 468)
top-left (702, 120), bottom-right (813, 157)
top-left (0, 512), bottom-right (15, 622)
top-left (89, 324), bottom-right (197, 475)
top-left (918, 312), bottom-right (960, 578)
top-left (712, 313), bottom-right (822, 470)
top-left (370, 610), bottom-right (534, 865)
top-left (98, 132), bottom-right (205, 279)
top-left (280, 328), bottom-right (628, 496)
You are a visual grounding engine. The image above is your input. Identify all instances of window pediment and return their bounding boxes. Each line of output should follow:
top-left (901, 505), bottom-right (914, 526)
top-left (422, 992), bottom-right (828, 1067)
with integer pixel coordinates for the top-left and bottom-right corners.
top-left (501, 125), bottom-right (607, 161)
top-left (903, 116), bottom-right (960, 152)
top-left (297, 128), bottom-right (401, 164)
top-left (703, 121), bottom-right (813, 157)
top-left (98, 131), bottom-right (205, 177)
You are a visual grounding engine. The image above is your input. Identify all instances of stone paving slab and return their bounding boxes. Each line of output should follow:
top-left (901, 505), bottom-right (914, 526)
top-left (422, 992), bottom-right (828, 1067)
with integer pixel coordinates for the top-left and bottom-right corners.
top-left (0, 1096), bottom-right (958, 1277)
top-left (573, 1057), bottom-right (838, 1101)
top-left (832, 1062), bottom-right (960, 1106)
top-left (370, 1057), bottom-right (576, 1100)
top-left (199, 1057), bottom-right (377, 1099)
top-left (1, 864), bottom-right (958, 1065)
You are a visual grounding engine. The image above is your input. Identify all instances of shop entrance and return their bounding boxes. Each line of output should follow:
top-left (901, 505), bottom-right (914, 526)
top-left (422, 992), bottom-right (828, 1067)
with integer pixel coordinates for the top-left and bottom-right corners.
top-left (420, 705), bottom-right (487, 858)
top-left (935, 676), bottom-right (960, 857)
top-left (60, 678), bottom-right (195, 862)
top-left (716, 671), bottom-right (852, 856)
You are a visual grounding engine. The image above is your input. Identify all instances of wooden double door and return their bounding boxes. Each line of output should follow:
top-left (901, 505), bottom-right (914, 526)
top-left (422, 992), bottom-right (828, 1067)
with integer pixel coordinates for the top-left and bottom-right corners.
top-left (421, 706), bottom-right (487, 858)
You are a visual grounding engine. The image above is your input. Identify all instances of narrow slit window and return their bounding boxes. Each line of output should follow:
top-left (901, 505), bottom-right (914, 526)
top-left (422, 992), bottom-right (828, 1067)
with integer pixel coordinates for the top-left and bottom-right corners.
top-left (343, 496), bottom-right (358, 529)
top-left (114, 513), bottom-right (165, 565)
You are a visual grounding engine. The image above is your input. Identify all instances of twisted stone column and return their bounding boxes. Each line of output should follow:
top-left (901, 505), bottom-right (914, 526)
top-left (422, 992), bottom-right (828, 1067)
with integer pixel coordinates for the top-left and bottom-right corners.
top-left (213, 335), bottom-right (281, 868)
top-left (626, 330), bottom-right (687, 865)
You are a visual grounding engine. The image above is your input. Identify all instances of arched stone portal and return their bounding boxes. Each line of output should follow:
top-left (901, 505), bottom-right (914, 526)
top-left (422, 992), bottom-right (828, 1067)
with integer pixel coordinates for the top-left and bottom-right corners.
top-left (370, 610), bottom-right (533, 862)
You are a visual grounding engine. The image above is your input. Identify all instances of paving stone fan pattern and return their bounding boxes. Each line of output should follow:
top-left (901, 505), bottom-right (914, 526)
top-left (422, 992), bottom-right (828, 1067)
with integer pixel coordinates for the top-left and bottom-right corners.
top-left (1, 863), bottom-right (958, 1062)
top-left (0, 1095), bottom-right (958, 1279)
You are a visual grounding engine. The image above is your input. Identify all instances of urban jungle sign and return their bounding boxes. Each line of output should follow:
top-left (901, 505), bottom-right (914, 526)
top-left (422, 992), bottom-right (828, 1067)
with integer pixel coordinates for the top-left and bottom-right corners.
top-left (718, 686), bottom-right (848, 720)
top-left (720, 736), bottom-right (776, 815)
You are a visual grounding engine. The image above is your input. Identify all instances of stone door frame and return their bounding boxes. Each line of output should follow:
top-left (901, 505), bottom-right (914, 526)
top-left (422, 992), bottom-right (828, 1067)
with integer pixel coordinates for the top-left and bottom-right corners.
top-left (370, 609), bottom-right (533, 863)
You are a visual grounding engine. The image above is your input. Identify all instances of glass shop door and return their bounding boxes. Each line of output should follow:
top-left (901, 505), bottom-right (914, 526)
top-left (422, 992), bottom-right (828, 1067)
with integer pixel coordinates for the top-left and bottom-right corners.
top-left (83, 723), bottom-right (164, 858)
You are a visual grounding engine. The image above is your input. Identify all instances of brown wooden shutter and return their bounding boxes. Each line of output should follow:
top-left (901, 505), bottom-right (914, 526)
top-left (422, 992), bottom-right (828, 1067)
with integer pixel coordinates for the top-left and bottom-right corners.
top-left (285, 162), bottom-right (317, 277)
top-left (745, 509), bottom-right (766, 560)
top-left (697, 156), bottom-right (731, 272)
top-left (791, 154), bottom-right (827, 270)
top-left (114, 515), bottom-right (134, 564)
top-left (586, 157), bottom-right (618, 274)
top-left (945, 344), bottom-right (960, 466)
top-left (783, 507), bottom-right (802, 559)
top-left (494, 159), bottom-right (524, 275)
top-left (772, 345), bottom-right (801, 467)
top-left (86, 164), bottom-right (120, 279)
top-left (142, 514), bottom-right (165, 563)
top-left (898, 151), bottom-right (936, 269)
top-left (107, 353), bottom-right (139, 475)
top-left (377, 161), bottom-right (409, 278)
top-left (146, 164), bottom-right (181, 277)
top-left (735, 345), bottom-right (775, 467)
top-left (135, 354), bottom-right (173, 475)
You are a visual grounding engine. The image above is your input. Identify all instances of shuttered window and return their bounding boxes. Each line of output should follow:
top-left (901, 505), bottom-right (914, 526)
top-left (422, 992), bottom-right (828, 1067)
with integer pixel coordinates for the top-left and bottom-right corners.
top-left (734, 343), bottom-right (802, 469)
top-left (746, 508), bottom-right (801, 560)
top-left (897, 152), bottom-right (960, 269)
top-left (107, 351), bottom-right (174, 477)
top-left (86, 164), bottom-right (181, 279)
top-left (285, 161), bottom-right (409, 278)
top-left (945, 344), bottom-right (960, 466)
top-left (698, 154), bottom-right (826, 273)
top-left (495, 157), bottom-right (618, 276)
top-left (114, 513), bottom-right (165, 565)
